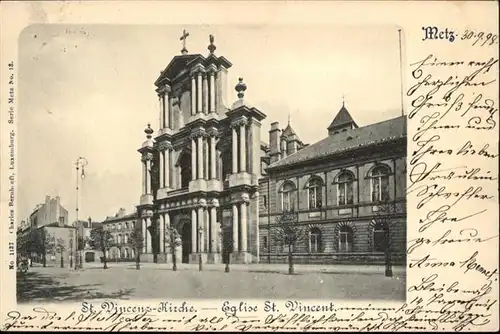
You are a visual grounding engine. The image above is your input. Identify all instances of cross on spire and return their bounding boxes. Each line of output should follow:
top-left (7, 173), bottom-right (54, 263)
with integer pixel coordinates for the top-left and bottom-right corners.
top-left (342, 94), bottom-right (346, 107)
top-left (180, 29), bottom-right (190, 55)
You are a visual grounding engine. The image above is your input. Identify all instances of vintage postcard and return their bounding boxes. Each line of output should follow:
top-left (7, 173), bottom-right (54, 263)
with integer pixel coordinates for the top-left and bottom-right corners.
top-left (1, 0), bottom-right (498, 331)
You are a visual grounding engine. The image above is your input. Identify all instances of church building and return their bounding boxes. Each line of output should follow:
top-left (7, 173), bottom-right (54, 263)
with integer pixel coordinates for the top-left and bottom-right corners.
top-left (136, 32), bottom-right (407, 265)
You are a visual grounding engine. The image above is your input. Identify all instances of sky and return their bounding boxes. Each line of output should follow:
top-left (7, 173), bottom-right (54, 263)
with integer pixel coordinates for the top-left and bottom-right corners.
top-left (18, 24), bottom-right (404, 224)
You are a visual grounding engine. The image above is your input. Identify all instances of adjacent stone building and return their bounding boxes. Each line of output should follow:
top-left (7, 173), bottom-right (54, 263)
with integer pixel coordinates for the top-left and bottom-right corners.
top-left (260, 104), bottom-right (407, 264)
top-left (136, 33), bottom-right (407, 265)
top-left (102, 208), bottom-right (138, 261)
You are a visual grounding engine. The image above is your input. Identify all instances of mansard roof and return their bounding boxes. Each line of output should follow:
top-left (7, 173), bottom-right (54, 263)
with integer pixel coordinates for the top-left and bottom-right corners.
top-left (268, 115), bottom-right (407, 170)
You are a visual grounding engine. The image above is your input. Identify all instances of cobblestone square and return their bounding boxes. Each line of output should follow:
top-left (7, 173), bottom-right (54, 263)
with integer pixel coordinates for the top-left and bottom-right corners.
top-left (17, 263), bottom-right (405, 303)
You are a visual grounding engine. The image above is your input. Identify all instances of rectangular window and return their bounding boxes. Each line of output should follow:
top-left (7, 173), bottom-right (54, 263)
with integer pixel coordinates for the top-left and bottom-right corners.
top-left (263, 195), bottom-right (267, 209)
top-left (263, 236), bottom-right (268, 249)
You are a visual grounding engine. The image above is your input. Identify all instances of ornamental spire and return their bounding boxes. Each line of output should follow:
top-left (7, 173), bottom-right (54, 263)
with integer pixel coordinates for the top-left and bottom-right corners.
top-left (208, 34), bottom-right (216, 55)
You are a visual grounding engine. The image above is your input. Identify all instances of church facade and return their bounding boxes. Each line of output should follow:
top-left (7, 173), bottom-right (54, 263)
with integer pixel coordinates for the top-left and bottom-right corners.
top-left (136, 34), bottom-right (407, 265)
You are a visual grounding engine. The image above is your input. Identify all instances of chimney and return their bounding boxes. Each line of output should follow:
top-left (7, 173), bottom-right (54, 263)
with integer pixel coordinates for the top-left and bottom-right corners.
top-left (44, 195), bottom-right (50, 223)
top-left (269, 122), bottom-right (282, 164)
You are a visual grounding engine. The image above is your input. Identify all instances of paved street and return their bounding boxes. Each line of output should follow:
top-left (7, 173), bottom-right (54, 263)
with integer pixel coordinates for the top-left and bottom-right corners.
top-left (17, 262), bottom-right (406, 303)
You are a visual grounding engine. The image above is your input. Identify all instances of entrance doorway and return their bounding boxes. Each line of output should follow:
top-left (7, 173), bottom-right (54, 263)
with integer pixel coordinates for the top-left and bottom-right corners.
top-left (181, 223), bottom-right (191, 263)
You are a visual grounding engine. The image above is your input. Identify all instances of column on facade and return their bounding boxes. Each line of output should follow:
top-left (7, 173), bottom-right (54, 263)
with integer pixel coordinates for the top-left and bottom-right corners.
top-left (159, 214), bottom-right (165, 254)
top-left (191, 209), bottom-right (197, 253)
top-left (142, 218), bottom-right (147, 254)
top-left (146, 158), bottom-right (152, 194)
top-left (164, 92), bottom-right (170, 129)
top-left (232, 125), bottom-right (238, 173)
top-left (204, 140), bottom-right (209, 179)
top-left (197, 72), bottom-right (203, 113)
top-left (240, 201), bottom-right (247, 252)
top-left (232, 204), bottom-right (239, 252)
top-left (141, 160), bottom-right (146, 194)
top-left (165, 148), bottom-right (170, 188)
top-left (198, 207), bottom-right (205, 252)
top-left (197, 135), bottom-right (204, 179)
top-left (209, 72), bottom-right (216, 113)
top-left (191, 137), bottom-right (197, 181)
top-left (191, 75), bottom-right (196, 116)
top-left (164, 213), bottom-right (170, 254)
top-left (210, 136), bottom-right (216, 179)
top-left (240, 122), bottom-right (247, 172)
top-left (159, 95), bottom-right (163, 130)
top-left (159, 149), bottom-right (164, 188)
top-left (254, 192), bottom-right (260, 259)
top-left (210, 206), bottom-right (217, 253)
top-left (203, 74), bottom-right (208, 114)
top-left (146, 217), bottom-right (152, 253)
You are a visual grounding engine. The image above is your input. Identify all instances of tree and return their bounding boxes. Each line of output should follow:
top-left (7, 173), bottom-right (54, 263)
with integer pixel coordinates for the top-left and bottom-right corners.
top-left (373, 199), bottom-right (398, 277)
top-left (55, 238), bottom-right (66, 268)
top-left (128, 228), bottom-right (144, 270)
top-left (88, 227), bottom-right (114, 269)
top-left (34, 228), bottom-right (55, 267)
top-left (165, 226), bottom-right (182, 271)
top-left (273, 210), bottom-right (306, 275)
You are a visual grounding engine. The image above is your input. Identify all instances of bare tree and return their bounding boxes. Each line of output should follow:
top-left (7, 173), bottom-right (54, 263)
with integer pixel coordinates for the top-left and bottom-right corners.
top-left (128, 228), bottom-right (144, 270)
top-left (273, 210), bottom-right (306, 275)
top-left (165, 226), bottom-right (182, 271)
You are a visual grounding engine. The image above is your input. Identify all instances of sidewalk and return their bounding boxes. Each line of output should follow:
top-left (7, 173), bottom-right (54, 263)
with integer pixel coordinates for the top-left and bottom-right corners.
top-left (79, 261), bottom-right (406, 276)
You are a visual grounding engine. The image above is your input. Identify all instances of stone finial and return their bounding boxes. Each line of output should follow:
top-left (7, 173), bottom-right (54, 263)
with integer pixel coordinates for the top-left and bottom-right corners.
top-left (145, 123), bottom-right (154, 139)
top-left (208, 34), bottom-right (216, 54)
top-left (235, 77), bottom-right (247, 99)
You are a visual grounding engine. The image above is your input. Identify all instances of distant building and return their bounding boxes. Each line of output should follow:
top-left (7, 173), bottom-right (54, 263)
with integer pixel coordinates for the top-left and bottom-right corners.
top-left (29, 195), bottom-right (69, 229)
top-left (17, 195), bottom-right (76, 267)
top-left (102, 208), bottom-right (138, 261)
top-left (74, 218), bottom-right (103, 263)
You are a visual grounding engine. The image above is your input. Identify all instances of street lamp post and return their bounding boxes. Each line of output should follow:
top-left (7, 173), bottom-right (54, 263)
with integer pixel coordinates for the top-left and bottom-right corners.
top-left (198, 227), bottom-right (203, 271)
top-left (69, 238), bottom-right (73, 269)
top-left (75, 156), bottom-right (88, 270)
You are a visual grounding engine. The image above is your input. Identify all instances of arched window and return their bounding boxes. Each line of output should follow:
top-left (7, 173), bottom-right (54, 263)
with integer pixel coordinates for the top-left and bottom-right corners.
top-left (371, 165), bottom-right (390, 202)
top-left (280, 181), bottom-right (297, 212)
top-left (309, 227), bottom-right (322, 253)
top-left (373, 222), bottom-right (389, 252)
top-left (337, 172), bottom-right (354, 205)
top-left (339, 226), bottom-right (353, 252)
top-left (124, 248), bottom-right (129, 258)
top-left (307, 178), bottom-right (323, 209)
top-left (117, 234), bottom-right (122, 244)
top-left (125, 222), bottom-right (129, 230)
top-left (123, 234), bottom-right (128, 245)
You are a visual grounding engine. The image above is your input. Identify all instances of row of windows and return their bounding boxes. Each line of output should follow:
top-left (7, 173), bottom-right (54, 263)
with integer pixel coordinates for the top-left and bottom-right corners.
top-left (104, 221), bottom-right (135, 231)
top-left (278, 165), bottom-right (391, 212)
top-left (263, 223), bottom-right (390, 253)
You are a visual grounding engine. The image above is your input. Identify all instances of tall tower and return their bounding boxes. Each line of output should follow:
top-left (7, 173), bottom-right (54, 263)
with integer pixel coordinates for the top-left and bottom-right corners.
top-left (137, 32), bottom-right (266, 264)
